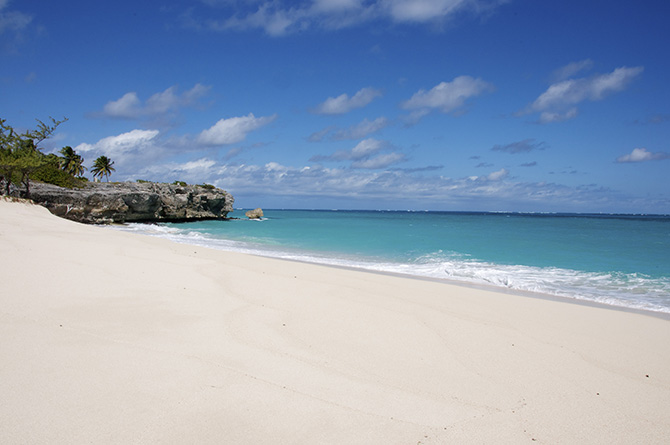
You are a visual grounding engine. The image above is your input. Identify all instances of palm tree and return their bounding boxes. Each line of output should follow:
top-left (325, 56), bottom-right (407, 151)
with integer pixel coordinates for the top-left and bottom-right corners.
top-left (59, 146), bottom-right (85, 177)
top-left (91, 156), bottom-right (115, 182)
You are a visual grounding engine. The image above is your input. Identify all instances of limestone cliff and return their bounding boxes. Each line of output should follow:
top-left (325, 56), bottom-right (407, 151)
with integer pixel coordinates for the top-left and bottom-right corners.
top-left (29, 182), bottom-right (234, 224)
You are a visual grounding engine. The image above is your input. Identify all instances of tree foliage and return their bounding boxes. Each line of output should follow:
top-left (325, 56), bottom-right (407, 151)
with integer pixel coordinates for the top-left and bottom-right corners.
top-left (59, 146), bottom-right (86, 177)
top-left (91, 156), bottom-right (115, 182)
top-left (0, 117), bottom-right (68, 197)
top-left (31, 153), bottom-right (87, 189)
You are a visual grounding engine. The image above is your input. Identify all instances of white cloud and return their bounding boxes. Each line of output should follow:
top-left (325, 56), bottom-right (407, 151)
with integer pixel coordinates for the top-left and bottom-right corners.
top-left (485, 168), bottom-right (509, 181)
top-left (179, 158), bottom-right (217, 171)
top-left (309, 138), bottom-right (406, 169)
top-left (101, 83), bottom-right (211, 119)
top-left (103, 92), bottom-right (142, 119)
top-left (527, 66), bottom-right (643, 123)
top-left (197, 113), bottom-right (277, 146)
top-left (145, 86), bottom-right (186, 114)
top-left (75, 129), bottom-right (161, 166)
top-left (401, 76), bottom-right (493, 114)
top-left (313, 87), bottom-right (382, 114)
top-left (381, 0), bottom-right (466, 23)
top-left (616, 148), bottom-right (670, 163)
top-left (193, 0), bottom-right (504, 36)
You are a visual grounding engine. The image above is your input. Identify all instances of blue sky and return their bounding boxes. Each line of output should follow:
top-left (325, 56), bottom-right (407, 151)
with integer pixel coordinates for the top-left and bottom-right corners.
top-left (2, 0), bottom-right (669, 212)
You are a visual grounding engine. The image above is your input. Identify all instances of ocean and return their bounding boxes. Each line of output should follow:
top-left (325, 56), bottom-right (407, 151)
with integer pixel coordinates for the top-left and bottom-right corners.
top-left (116, 209), bottom-right (670, 315)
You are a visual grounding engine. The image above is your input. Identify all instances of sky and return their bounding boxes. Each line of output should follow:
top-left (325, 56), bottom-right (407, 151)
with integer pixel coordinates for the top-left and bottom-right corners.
top-left (2, 0), bottom-right (670, 213)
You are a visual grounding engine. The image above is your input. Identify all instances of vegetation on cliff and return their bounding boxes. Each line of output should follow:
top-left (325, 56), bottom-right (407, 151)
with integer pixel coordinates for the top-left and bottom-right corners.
top-left (0, 117), bottom-right (119, 197)
top-left (0, 117), bottom-right (70, 197)
top-left (2, 117), bottom-right (234, 223)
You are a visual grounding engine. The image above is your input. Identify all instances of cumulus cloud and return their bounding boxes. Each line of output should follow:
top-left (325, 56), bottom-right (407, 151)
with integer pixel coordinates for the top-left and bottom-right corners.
top-left (103, 92), bottom-right (142, 119)
top-left (101, 83), bottom-right (211, 119)
top-left (74, 129), bottom-right (161, 166)
top-left (492, 139), bottom-right (546, 154)
top-left (401, 76), bottom-right (493, 115)
top-left (485, 168), bottom-right (509, 181)
top-left (190, 0), bottom-right (504, 36)
top-left (532, 66), bottom-right (643, 109)
top-left (197, 113), bottom-right (277, 146)
top-left (616, 147), bottom-right (670, 163)
top-left (313, 87), bottom-right (382, 114)
top-left (76, 129), bottom-right (159, 155)
top-left (309, 138), bottom-right (406, 169)
top-left (525, 66), bottom-right (643, 123)
top-left (71, 112), bottom-right (278, 174)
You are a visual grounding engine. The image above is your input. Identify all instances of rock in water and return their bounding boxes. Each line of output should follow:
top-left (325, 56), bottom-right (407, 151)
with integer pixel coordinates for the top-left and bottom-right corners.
top-left (245, 208), bottom-right (264, 219)
top-left (29, 182), bottom-right (234, 224)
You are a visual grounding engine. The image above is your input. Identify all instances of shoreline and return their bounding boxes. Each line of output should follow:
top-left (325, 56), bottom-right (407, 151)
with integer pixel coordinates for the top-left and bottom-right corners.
top-left (114, 219), bottom-right (670, 319)
top-left (2, 199), bottom-right (670, 443)
top-left (232, 251), bottom-right (670, 321)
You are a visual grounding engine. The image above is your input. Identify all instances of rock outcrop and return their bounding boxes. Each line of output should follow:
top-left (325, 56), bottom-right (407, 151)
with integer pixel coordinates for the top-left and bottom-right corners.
top-left (29, 182), bottom-right (234, 224)
top-left (245, 208), bottom-right (264, 219)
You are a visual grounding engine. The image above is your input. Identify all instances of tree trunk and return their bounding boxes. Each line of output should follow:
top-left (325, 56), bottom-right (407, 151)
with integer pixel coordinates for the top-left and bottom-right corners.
top-left (21, 173), bottom-right (31, 199)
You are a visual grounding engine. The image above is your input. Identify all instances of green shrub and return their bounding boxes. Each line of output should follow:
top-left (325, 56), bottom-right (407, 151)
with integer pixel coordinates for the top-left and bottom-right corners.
top-left (172, 180), bottom-right (187, 186)
top-left (30, 155), bottom-right (86, 189)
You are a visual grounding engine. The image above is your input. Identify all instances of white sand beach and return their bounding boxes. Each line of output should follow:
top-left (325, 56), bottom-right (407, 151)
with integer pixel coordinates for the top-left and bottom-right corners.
top-left (1, 198), bottom-right (669, 444)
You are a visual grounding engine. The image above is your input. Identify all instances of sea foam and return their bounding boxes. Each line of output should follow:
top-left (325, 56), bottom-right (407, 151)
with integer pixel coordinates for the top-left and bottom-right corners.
top-left (112, 221), bottom-right (670, 314)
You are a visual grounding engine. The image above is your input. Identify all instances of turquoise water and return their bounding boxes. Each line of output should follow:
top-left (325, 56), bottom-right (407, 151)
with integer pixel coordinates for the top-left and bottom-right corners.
top-left (118, 209), bottom-right (670, 314)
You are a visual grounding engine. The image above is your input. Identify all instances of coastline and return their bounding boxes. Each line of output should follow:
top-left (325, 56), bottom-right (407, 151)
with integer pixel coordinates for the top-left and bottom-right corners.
top-left (2, 199), bottom-right (670, 443)
top-left (232, 252), bottom-right (670, 321)
top-left (214, 250), bottom-right (670, 321)
top-left (119, 210), bottom-right (670, 316)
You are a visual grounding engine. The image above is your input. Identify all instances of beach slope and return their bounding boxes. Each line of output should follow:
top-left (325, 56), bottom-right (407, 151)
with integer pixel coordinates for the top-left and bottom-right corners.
top-left (1, 199), bottom-right (669, 444)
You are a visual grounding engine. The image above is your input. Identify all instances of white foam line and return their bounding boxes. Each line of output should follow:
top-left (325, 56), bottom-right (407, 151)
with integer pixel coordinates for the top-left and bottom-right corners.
top-left (110, 223), bottom-right (670, 314)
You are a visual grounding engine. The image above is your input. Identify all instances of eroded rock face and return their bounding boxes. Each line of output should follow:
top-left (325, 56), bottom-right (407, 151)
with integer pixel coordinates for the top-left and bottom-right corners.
top-left (29, 182), bottom-right (234, 224)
